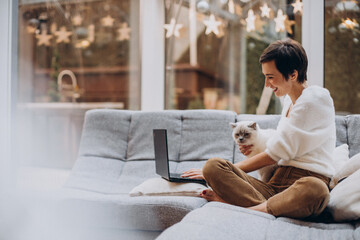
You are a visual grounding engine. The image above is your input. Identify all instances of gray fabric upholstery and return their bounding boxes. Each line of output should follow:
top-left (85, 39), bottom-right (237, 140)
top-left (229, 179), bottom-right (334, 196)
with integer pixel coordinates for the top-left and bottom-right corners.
top-left (127, 111), bottom-right (183, 161)
top-left (335, 116), bottom-right (348, 147)
top-left (78, 109), bottom-right (133, 160)
top-left (179, 110), bottom-right (236, 161)
top-left (59, 188), bottom-right (207, 231)
top-left (347, 115), bottom-right (360, 158)
top-left (63, 158), bottom-right (208, 231)
top-left (157, 202), bottom-right (359, 240)
top-left (62, 109), bottom-right (360, 239)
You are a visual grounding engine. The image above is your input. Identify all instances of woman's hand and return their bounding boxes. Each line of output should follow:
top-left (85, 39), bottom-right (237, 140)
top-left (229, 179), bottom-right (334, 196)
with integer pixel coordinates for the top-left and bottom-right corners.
top-left (181, 168), bottom-right (204, 180)
top-left (239, 144), bottom-right (253, 156)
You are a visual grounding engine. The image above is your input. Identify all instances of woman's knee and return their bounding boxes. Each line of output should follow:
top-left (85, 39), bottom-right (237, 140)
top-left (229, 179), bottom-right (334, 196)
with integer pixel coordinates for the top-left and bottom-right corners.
top-left (297, 177), bottom-right (329, 197)
top-left (296, 177), bottom-right (330, 214)
top-left (202, 157), bottom-right (229, 179)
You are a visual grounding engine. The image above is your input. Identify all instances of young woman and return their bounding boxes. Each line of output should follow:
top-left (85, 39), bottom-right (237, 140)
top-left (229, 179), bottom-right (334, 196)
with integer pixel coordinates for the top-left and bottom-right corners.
top-left (181, 39), bottom-right (336, 219)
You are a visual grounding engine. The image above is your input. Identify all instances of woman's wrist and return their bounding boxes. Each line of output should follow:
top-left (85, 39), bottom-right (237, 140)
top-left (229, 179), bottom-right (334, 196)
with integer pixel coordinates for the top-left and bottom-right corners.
top-left (235, 161), bottom-right (245, 171)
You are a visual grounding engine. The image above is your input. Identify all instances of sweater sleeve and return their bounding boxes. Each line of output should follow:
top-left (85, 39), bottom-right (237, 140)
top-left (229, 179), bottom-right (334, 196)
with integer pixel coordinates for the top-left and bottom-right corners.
top-left (265, 89), bottom-right (335, 162)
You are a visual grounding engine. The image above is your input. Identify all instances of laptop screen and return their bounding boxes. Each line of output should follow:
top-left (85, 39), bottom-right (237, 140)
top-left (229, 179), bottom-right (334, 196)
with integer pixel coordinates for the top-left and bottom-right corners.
top-left (153, 129), bottom-right (170, 179)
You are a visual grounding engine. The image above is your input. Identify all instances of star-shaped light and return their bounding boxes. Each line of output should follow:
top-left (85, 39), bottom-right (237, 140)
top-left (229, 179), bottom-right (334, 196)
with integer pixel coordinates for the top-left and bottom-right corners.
top-left (72, 15), bottom-right (83, 26)
top-left (35, 30), bottom-right (53, 46)
top-left (341, 18), bottom-right (359, 30)
top-left (54, 26), bottom-right (73, 43)
top-left (245, 9), bottom-right (256, 32)
top-left (117, 22), bottom-right (131, 41)
top-left (203, 14), bottom-right (222, 35)
top-left (164, 18), bottom-right (183, 38)
top-left (274, 9), bottom-right (286, 32)
top-left (285, 17), bottom-right (296, 34)
top-left (255, 15), bottom-right (266, 33)
top-left (101, 15), bottom-right (115, 27)
top-left (292, 0), bottom-right (303, 14)
top-left (260, 3), bottom-right (271, 18)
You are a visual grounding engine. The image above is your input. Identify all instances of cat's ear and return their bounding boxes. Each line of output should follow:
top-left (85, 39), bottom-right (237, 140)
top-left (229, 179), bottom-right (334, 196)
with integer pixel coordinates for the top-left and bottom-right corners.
top-left (229, 123), bottom-right (237, 128)
top-left (248, 122), bottom-right (257, 130)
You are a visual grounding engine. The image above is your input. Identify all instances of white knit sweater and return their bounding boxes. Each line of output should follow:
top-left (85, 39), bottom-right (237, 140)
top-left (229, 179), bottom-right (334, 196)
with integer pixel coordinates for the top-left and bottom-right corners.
top-left (265, 86), bottom-right (336, 177)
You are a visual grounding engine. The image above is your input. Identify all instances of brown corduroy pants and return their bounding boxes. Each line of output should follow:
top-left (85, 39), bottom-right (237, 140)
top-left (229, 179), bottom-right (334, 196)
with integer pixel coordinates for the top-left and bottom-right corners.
top-left (202, 158), bottom-right (330, 219)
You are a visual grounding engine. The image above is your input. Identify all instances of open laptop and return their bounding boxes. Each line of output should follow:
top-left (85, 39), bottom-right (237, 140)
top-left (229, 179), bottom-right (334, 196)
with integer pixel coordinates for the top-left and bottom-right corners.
top-left (153, 129), bottom-right (207, 186)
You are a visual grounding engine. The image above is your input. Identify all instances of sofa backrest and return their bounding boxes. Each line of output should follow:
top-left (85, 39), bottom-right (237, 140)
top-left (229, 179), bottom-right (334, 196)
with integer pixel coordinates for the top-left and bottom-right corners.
top-left (78, 109), bottom-right (358, 164)
top-left (78, 109), bottom-right (134, 160)
top-left (346, 115), bottom-right (360, 158)
top-left (78, 109), bottom-right (237, 162)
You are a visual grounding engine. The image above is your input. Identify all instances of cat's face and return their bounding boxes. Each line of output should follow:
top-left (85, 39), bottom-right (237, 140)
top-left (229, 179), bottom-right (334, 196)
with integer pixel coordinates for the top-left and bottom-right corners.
top-left (230, 121), bottom-right (258, 145)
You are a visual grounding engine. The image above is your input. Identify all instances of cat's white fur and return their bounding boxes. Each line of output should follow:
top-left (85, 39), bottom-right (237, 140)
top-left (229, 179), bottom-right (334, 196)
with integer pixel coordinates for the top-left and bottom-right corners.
top-left (230, 121), bottom-right (277, 182)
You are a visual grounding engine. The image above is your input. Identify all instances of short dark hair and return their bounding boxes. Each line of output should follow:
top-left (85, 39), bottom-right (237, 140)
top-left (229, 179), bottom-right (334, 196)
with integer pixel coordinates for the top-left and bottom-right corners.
top-left (259, 39), bottom-right (308, 83)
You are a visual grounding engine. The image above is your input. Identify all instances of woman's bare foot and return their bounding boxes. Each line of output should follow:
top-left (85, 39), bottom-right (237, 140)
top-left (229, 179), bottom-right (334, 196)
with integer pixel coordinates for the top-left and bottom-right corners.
top-left (200, 189), bottom-right (227, 203)
top-left (248, 201), bottom-right (269, 214)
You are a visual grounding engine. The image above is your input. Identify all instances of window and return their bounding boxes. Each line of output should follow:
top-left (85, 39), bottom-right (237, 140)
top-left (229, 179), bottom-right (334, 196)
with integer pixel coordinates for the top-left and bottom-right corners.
top-left (17, 0), bottom-right (140, 168)
top-left (18, 0), bottom-right (140, 108)
top-left (324, 0), bottom-right (360, 114)
top-left (164, 0), bottom-right (302, 114)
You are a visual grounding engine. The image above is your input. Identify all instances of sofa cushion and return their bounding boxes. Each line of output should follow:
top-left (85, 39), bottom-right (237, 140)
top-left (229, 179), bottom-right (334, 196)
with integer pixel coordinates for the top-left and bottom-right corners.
top-left (78, 109), bottom-right (133, 160)
top-left (179, 110), bottom-right (236, 161)
top-left (65, 158), bottom-right (160, 194)
top-left (347, 115), bottom-right (360, 158)
top-left (328, 166), bottom-right (360, 221)
top-left (59, 188), bottom-right (207, 231)
top-left (157, 202), bottom-right (358, 240)
top-left (129, 177), bottom-right (207, 197)
top-left (64, 156), bottom-right (128, 194)
top-left (126, 111), bottom-right (182, 161)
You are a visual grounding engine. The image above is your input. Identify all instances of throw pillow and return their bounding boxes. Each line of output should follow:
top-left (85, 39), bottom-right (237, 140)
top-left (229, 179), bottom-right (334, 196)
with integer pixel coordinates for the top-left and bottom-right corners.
top-left (332, 144), bottom-right (349, 174)
top-left (330, 151), bottom-right (360, 189)
top-left (129, 177), bottom-right (207, 197)
top-left (328, 167), bottom-right (360, 221)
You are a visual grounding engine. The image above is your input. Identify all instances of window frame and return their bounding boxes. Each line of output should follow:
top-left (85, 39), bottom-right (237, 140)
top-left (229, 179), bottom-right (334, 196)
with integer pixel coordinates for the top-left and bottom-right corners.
top-left (0, 0), bottom-right (17, 188)
top-left (4, 0), bottom-right (325, 114)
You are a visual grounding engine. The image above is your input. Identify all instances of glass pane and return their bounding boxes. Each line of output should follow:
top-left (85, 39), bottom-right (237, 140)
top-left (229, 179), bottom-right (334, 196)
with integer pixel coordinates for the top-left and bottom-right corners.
top-left (324, 0), bottom-right (360, 114)
top-left (17, 0), bottom-right (140, 168)
top-left (164, 0), bottom-right (302, 114)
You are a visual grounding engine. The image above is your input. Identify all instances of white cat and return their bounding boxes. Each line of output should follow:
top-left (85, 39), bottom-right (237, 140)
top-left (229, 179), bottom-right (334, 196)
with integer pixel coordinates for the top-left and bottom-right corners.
top-left (230, 121), bottom-right (277, 182)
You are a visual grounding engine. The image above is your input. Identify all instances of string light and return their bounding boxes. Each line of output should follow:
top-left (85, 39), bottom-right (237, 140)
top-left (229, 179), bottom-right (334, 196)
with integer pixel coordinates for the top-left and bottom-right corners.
top-left (101, 15), bottom-right (115, 27)
top-left (341, 18), bottom-right (359, 30)
top-left (292, 0), bottom-right (303, 14)
top-left (35, 30), bottom-right (53, 46)
top-left (203, 14), bottom-right (222, 35)
top-left (164, 18), bottom-right (183, 38)
top-left (245, 9), bottom-right (256, 32)
top-left (274, 9), bottom-right (286, 32)
top-left (117, 22), bottom-right (131, 41)
top-left (260, 3), bottom-right (271, 18)
top-left (54, 26), bottom-right (73, 43)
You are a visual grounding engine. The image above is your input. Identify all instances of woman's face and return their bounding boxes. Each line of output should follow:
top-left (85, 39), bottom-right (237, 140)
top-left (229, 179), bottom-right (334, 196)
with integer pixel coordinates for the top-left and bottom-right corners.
top-left (261, 60), bottom-right (292, 97)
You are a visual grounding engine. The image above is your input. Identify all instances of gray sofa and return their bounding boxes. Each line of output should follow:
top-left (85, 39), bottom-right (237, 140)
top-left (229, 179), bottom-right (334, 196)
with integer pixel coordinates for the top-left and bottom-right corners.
top-left (60, 109), bottom-right (360, 239)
